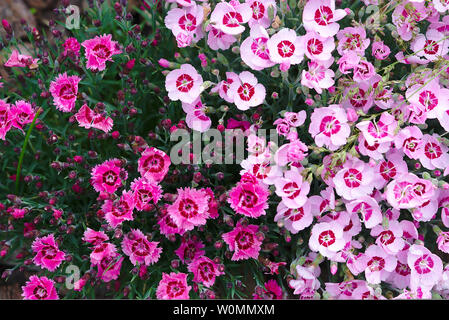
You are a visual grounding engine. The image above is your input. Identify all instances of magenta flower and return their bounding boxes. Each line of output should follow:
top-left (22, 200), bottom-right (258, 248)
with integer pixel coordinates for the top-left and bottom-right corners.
top-left (157, 206), bottom-right (186, 237)
top-left (228, 177), bottom-right (269, 218)
top-left (175, 238), bottom-right (205, 264)
top-left (228, 71), bottom-right (266, 110)
top-left (81, 34), bottom-right (122, 71)
top-left (165, 64), bottom-right (203, 104)
top-left (82, 228), bottom-right (109, 245)
top-left (89, 242), bottom-right (117, 266)
top-left (4, 50), bottom-right (39, 69)
top-left (0, 100), bottom-right (13, 140)
top-left (32, 234), bottom-right (66, 271)
top-left (302, 0), bottom-right (347, 37)
top-left (254, 279), bottom-right (283, 299)
top-left (138, 147), bottom-right (171, 183)
top-left (122, 229), bottom-right (162, 266)
top-left (130, 177), bottom-right (162, 211)
top-left (188, 256), bottom-right (224, 287)
top-left (156, 272), bottom-right (191, 300)
top-left (309, 104), bottom-right (350, 151)
top-left (75, 104), bottom-right (113, 133)
top-left (62, 37), bottom-right (81, 57)
top-left (49, 72), bottom-right (81, 112)
top-left (90, 158), bottom-right (128, 194)
top-left (10, 100), bottom-right (35, 131)
top-left (103, 190), bottom-right (135, 228)
top-left (222, 223), bottom-right (262, 261)
top-left (97, 253), bottom-right (124, 282)
top-left (22, 276), bottom-right (58, 300)
top-left (267, 28), bottom-right (304, 71)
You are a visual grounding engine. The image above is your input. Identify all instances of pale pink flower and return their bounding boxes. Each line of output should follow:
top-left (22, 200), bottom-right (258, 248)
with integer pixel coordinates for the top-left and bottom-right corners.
top-left (411, 29), bottom-right (449, 62)
top-left (22, 276), bottom-right (58, 300)
top-left (418, 134), bottom-right (449, 170)
top-left (240, 25), bottom-right (275, 71)
top-left (165, 64), bottom-right (203, 104)
top-left (325, 280), bottom-right (373, 300)
top-left (275, 138), bottom-right (308, 167)
top-left (246, 0), bottom-right (276, 28)
top-left (333, 157), bottom-right (374, 201)
top-left (433, 0), bottom-right (449, 12)
top-left (164, 4), bottom-right (204, 46)
top-left (138, 147), bottom-right (171, 183)
top-left (302, 0), bottom-right (347, 37)
top-left (371, 220), bottom-right (406, 255)
top-left (32, 234), bottom-right (66, 271)
top-left (275, 168), bottom-right (310, 209)
top-left (222, 223), bottom-right (262, 261)
top-left (167, 187), bottom-right (210, 231)
top-left (156, 272), bottom-right (191, 300)
top-left (301, 58), bottom-right (335, 94)
top-left (122, 229), bottom-right (162, 266)
top-left (437, 232), bottom-right (449, 253)
top-left (345, 196), bottom-right (382, 229)
top-left (392, 2), bottom-right (428, 41)
top-left (372, 149), bottom-right (409, 190)
top-left (353, 60), bottom-right (376, 82)
top-left (267, 28), bottom-right (304, 71)
top-left (182, 97), bottom-right (211, 132)
top-left (394, 126), bottom-right (424, 159)
top-left (309, 186), bottom-right (336, 217)
top-left (206, 24), bottom-right (237, 51)
top-left (302, 30), bottom-right (335, 61)
top-left (408, 244), bottom-right (443, 291)
top-left (309, 221), bottom-right (345, 258)
top-left (188, 256), bottom-right (224, 287)
top-left (211, 72), bottom-right (239, 103)
top-left (363, 244), bottom-right (397, 284)
top-left (336, 26), bottom-right (370, 56)
top-left (81, 34), bottom-right (122, 71)
top-left (309, 104), bottom-right (350, 151)
top-left (357, 134), bottom-right (391, 161)
top-left (385, 173), bottom-right (436, 209)
top-left (371, 41), bottom-right (391, 60)
top-left (407, 78), bottom-right (449, 120)
top-left (228, 71), bottom-right (266, 110)
top-left (274, 200), bottom-right (313, 234)
top-left (290, 265), bottom-right (321, 296)
top-left (356, 112), bottom-right (398, 147)
top-left (210, 1), bottom-right (252, 35)
top-left (49, 73), bottom-right (81, 112)
top-left (337, 51), bottom-right (361, 74)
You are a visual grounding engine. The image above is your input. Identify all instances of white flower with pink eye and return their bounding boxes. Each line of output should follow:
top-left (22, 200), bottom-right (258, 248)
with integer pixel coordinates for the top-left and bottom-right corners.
top-left (433, 0), bottom-right (449, 12)
top-left (165, 64), bottom-right (203, 104)
top-left (274, 168), bottom-right (310, 209)
top-left (418, 134), bottom-right (449, 170)
top-left (274, 201), bottom-right (314, 234)
top-left (385, 173), bottom-right (436, 210)
top-left (345, 196), bottom-right (382, 229)
top-left (309, 221), bottom-right (345, 258)
top-left (407, 244), bottom-right (443, 291)
top-left (302, 0), bottom-right (347, 37)
top-left (228, 71), bottom-right (266, 110)
top-left (246, 0), bottom-right (276, 28)
top-left (240, 25), bottom-right (275, 71)
top-left (308, 104), bottom-right (350, 151)
top-left (411, 29), bottom-right (449, 62)
top-left (302, 30), bottom-right (335, 61)
top-left (363, 244), bottom-right (397, 285)
top-left (372, 149), bottom-right (409, 190)
top-left (210, 1), bottom-right (252, 35)
top-left (336, 26), bottom-right (370, 56)
top-left (406, 78), bottom-right (449, 119)
top-left (267, 28), bottom-right (304, 71)
top-left (394, 126), bottom-right (424, 159)
top-left (164, 4), bottom-right (204, 46)
top-left (182, 97), bottom-right (211, 132)
top-left (301, 57), bottom-right (335, 94)
top-left (356, 112), bottom-right (398, 147)
top-left (211, 72), bottom-right (239, 103)
top-left (371, 220), bottom-right (405, 255)
top-left (333, 157), bottom-right (374, 201)
top-left (206, 24), bottom-right (237, 51)
top-left (357, 134), bottom-right (391, 161)
top-left (309, 186), bottom-right (336, 217)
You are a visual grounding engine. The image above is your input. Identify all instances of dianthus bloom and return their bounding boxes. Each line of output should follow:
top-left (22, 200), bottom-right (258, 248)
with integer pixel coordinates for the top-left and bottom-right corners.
top-left (240, 25), bottom-right (275, 71)
top-left (309, 104), bottom-right (350, 151)
top-left (32, 234), bottom-right (66, 271)
top-left (49, 72), bottom-right (81, 112)
top-left (81, 34), bottom-right (122, 71)
top-left (4, 50), bottom-right (39, 69)
top-left (188, 256), bottom-right (224, 287)
top-left (302, 0), bottom-right (347, 37)
top-left (121, 229), bottom-right (162, 266)
top-left (222, 223), bottom-right (262, 261)
top-left (10, 100), bottom-right (35, 131)
top-left (165, 64), bottom-right (203, 104)
top-left (228, 71), bottom-right (266, 110)
top-left (0, 99), bottom-right (13, 140)
top-left (309, 221), bottom-right (345, 258)
top-left (156, 272), bottom-right (191, 300)
top-left (228, 175), bottom-right (270, 218)
top-left (385, 173), bottom-right (435, 209)
top-left (267, 28), bottom-right (304, 71)
top-left (138, 147), bottom-right (171, 183)
top-left (22, 276), bottom-right (58, 300)
top-left (97, 253), bottom-right (124, 282)
top-left (82, 228), bottom-right (109, 245)
top-left (164, 4), bottom-right (204, 47)
top-left (103, 190), bottom-right (135, 228)
top-left (75, 104), bottom-right (113, 133)
top-left (62, 37), bottom-right (81, 57)
top-left (254, 280), bottom-right (283, 299)
top-left (90, 158), bottom-right (128, 194)
top-left (407, 244), bottom-right (443, 292)
top-left (130, 177), bottom-right (162, 211)
top-left (210, 1), bottom-right (252, 35)
top-left (167, 187), bottom-right (210, 231)
top-left (333, 157), bottom-right (374, 201)
top-left (182, 97), bottom-right (211, 132)
top-left (175, 238), bottom-right (206, 263)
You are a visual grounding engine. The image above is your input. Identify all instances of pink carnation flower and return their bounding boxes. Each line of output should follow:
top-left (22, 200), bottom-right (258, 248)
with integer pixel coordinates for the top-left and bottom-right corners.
top-left (90, 158), bottom-right (128, 194)
top-left (267, 28), bottom-right (304, 71)
top-left (4, 50), bottom-right (39, 69)
top-left (164, 4), bottom-right (204, 47)
top-left (356, 112), bottom-right (398, 147)
top-left (406, 78), bottom-right (449, 120)
top-left (333, 157), bottom-right (374, 201)
top-left (97, 253), bottom-right (124, 282)
top-left (210, 1), bottom-right (252, 35)
top-left (240, 25), bottom-right (275, 71)
top-left (302, 0), bottom-right (347, 37)
top-left (75, 104), bottom-right (113, 133)
top-left (0, 99), bottom-right (13, 140)
top-left (418, 134), bottom-right (449, 170)
top-left (222, 223), bottom-right (262, 261)
top-left (309, 221), bottom-right (345, 258)
top-left (211, 72), bottom-right (239, 103)
top-left (32, 234), bottom-right (66, 271)
top-left (411, 29), bottom-right (449, 62)
top-left (82, 228), bottom-right (109, 245)
top-left (62, 37), bottom-right (81, 57)
top-left (345, 196), bottom-right (382, 229)
top-left (10, 100), bottom-right (35, 131)
top-left (156, 272), bottom-right (191, 300)
top-left (103, 190), bottom-right (135, 228)
top-left (336, 26), bottom-right (370, 56)
top-left (49, 73), bottom-right (81, 112)
top-left (188, 256), bottom-right (224, 287)
top-left (130, 177), bottom-right (162, 211)
top-left (182, 97), bottom-right (211, 132)
top-left (371, 41), bottom-right (390, 60)
top-left (436, 232), bottom-right (449, 254)
top-left (275, 168), bottom-right (310, 209)
top-left (363, 244), bottom-right (397, 284)
top-left (89, 242), bottom-right (117, 266)
top-left (167, 187), bottom-right (210, 231)
top-left (228, 71), bottom-right (266, 110)
top-left (138, 147), bottom-right (171, 183)
top-left (302, 30), bottom-right (335, 61)
top-left (309, 104), bottom-right (350, 151)
top-left (122, 229), bottom-right (162, 266)
top-left (408, 244), bottom-right (443, 291)
top-left (371, 220), bottom-right (405, 255)
top-left (206, 24), bottom-right (237, 51)
top-left (301, 58), bottom-right (335, 94)
top-left (175, 238), bottom-right (205, 264)
top-left (394, 126), bottom-right (424, 159)
top-left (274, 201), bottom-right (314, 234)
top-left (165, 64), bottom-right (203, 104)
top-left (246, 0), bottom-right (276, 28)
top-left (22, 276), bottom-right (58, 300)
top-left (158, 206), bottom-right (186, 237)
top-left (228, 178), bottom-right (270, 218)
top-left (81, 34), bottom-right (122, 71)
top-left (385, 173), bottom-right (436, 209)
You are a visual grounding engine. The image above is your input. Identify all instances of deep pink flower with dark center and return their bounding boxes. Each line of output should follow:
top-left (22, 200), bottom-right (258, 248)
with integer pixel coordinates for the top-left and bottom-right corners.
top-left (175, 238), bottom-right (205, 264)
top-left (229, 177), bottom-right (270, 218)
top-left (156, 272), bottom-right (191, 300)
top-left (188, 256), bottom-right (224, 287)
top-left (122, 229), bottom-right (162, 266)
top-left (49, 72), bottom-right (81, 112)
top-left (0, 99), bottom-right (13, 140)
top-left (254, 280), bottom-right (283, 299)
top-left (89, 242), bottom-right (117, 266)
top-left (138, 147), bottom-right (171, 183)
top-left (75, 104), bottom-right (113, 133)
top-left (97, 253), bottom-right (124, 283)
top-left (22, 276), bottom-right (58, 300)
top-left (167, 187), bottom-right (210, 231)
top-left (62, 37), bottom-right (81, 57)
top-left (4, 50), bottom-right (39, 69)
top-left (90, 158), bottom-right (128, 194)
top-left (103, 190), bottom-right (135, 228)
top-left (32, 234), bottom-right (66, 271)
top-left (222, 223), bottom-right (262, 261)
top-left (82, 228), bottom-right (109, 245)
top-left (81, 34), bottom-right (122, 71)
top-left (130, 177), bottom-right (162, 211)
top-left (157, 205), bottom-right (186, 236)
top-left (10, 100), bottom-right (35, 131)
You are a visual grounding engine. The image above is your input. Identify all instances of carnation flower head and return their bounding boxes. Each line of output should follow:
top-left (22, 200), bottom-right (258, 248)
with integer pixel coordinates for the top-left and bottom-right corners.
top-left (0, 99), bottom-right (13, 140)
top-left (228, 71), bottom-right (266, 110)
top-left (32, 234), bottom-right (66, 271)
top-left (97, 253), bottom-right (124, 283)
top-left (222, 223), bottom-right (262, 261)
top-left (206, 24), bottom-right (237, 51)
top-left (210, 1), bottom-right (252, 35)
top-left (10, 100), bottom-right (35, 131)
top-left (130, 177), bottom-right (162, 211)
top-left (49, 72), bottom-right (81, 112)
top-left (5, 50), bottom-right (39, 69)
top-left (228, 177), bottom-right (270, 218)
top-left (333, 156), bottom-right (374, 201)
top-left (302, 0), bottom-right (347, 37)
top-left (302, 30), bottom-right (335, 61)
top-left (62, 37), bottom-right (81, 57)
top-left (165, 64), bottom-right (203, 104)
top-left (156, 272), bottom-right (191, 300)
top-left (175, 238), bottom-right (206, 264)
top-left (267, 28), bottom-right (304, 71)
top-left (240, 25), bottom-right (275, 71)
top-left (246, 0), bottom-right (276, 28)
top-left (309, 221), bottom-right (345, 259)
top-left (22, 276), bottom-right (58, 300)
top-left (188, 256), bottom-right (224, 287)
top-left (138, 147), bottom-right (171, 183)
top-left (89, 242), bottom-right (117, 266)
top-left (90, 158), bottom-right (128, 194)
top-left (121, 229), bottom-right (162, 266)
top-left (274, 200), bottom-right (314, 234)
top-left (81, 34), bottom-right (122, 71)
top-left (82, 228), bottom-right (109, 245)
top-left (182, 97), bottom-right (211, 132)
top-left (275, 168), bottom-right (310, 209)
top-left (75, 104), bottom-right (113, 133)
top-left (407, 244), bottom-right (443, 291)
top-left (103, 190), bottom-right (135, 228)
top-left (164, 4), bottom-right (204, 47)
